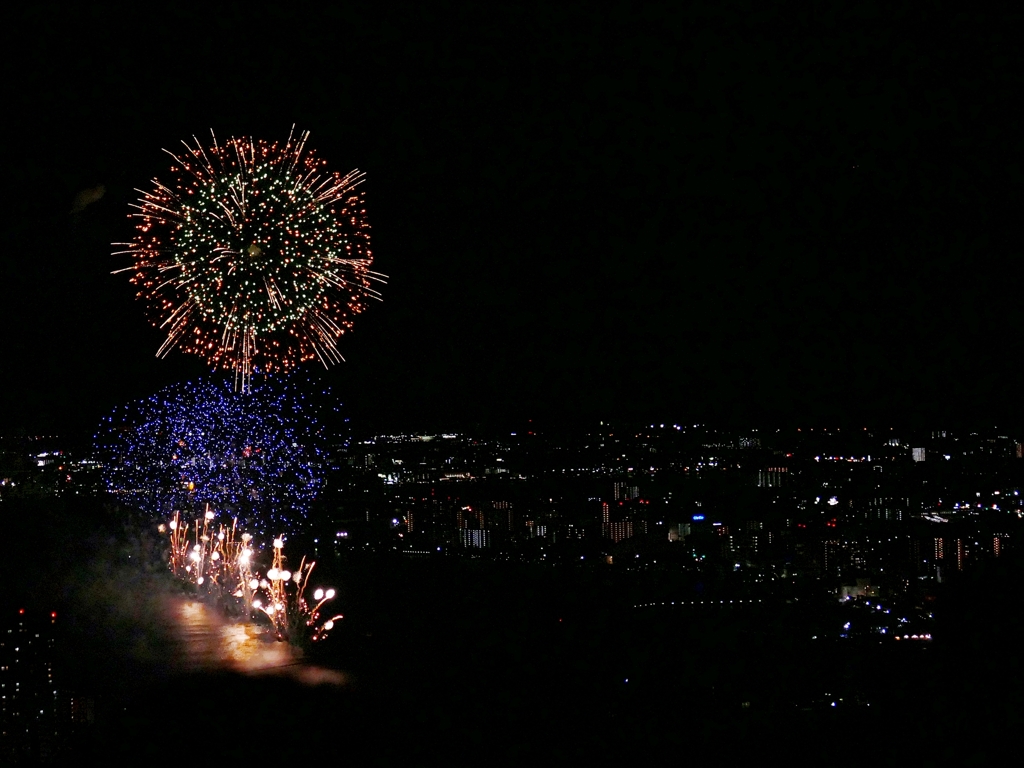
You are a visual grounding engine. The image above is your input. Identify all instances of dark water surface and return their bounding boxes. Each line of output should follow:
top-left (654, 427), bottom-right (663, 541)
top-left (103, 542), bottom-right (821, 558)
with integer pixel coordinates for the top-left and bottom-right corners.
top-left (28, 542), bottom-right (1022, 765)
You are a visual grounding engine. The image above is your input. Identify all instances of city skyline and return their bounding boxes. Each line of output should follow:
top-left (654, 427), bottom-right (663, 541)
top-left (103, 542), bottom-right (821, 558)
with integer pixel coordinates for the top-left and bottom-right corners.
top-left (3, 416), bottom-right (1021, 760)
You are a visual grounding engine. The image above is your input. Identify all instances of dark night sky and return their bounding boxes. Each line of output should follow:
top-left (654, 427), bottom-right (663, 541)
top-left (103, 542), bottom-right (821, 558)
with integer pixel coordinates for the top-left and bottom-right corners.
top-left (1, 6), bottom-right (1021, 436)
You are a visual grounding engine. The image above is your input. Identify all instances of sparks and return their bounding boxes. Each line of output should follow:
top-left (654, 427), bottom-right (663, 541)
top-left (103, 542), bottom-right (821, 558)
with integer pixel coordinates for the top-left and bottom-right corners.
top-left (95, 377), bottom-right (333, 531)
top-left (165, 510), bottom-right (342, 643)
top-left (115, 126), bottom-right (385, 390)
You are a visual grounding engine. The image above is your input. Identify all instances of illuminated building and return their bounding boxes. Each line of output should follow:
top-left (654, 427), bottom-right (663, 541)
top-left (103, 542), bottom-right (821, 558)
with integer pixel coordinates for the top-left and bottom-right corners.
top-left (460, 529), bottom-right (491, 548)
top-left (1, 610), bottom-right (57, 731)
top-left (605, 521), bottom-right (634, 543)
top-left (757, 467), bottom-right (788, 488)
top-left (668, 523), bottom-right (690, 542)
top-left (613, 483), bottom-right (638, 501)
top-left (912, 447), bottom-right (926, 462)
top-left (493, 501), bottom-right (515, 530)
top-left (0, 609), bottom-right (81, 760)
top-left (823, 540), bottom-right (841, 577)
top-left (716, 524), bottom-right (735, 555)
top-left (457, 506), bottom-right (485, 530)
top-left (868, 497), bottom-right (907, 522)
top-left (601, 497), bottom-right (643, 543)
top-left (840, 578), bottom-right (879, 599)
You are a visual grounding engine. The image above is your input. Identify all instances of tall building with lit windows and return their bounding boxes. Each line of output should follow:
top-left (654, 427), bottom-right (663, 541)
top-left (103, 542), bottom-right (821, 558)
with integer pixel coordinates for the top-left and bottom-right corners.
top-left (493, 501), bottom-right (514, 531)
top-left (601, 501), bottom-right (637, 543)
top-left (757, 467), bottom-right (788, 488)
top-left (605, 521), bottom-right (634, 543)
top-left (1, 609), bottom-right (57, 729)
top-left (822, 540), bottom-right (841, 577)
top-left (1, 609), bottom-right (74, 760)
top-left (460, 529), bottom-right (491, 548)
top-left (613, 483), bottom-right (638, 501)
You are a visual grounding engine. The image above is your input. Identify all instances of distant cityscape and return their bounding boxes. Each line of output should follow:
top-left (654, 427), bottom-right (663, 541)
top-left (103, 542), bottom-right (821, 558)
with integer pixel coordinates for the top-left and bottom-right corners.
top-left (4, 423), bottom-right (1021, 588)
top-left (2, 422), bottom-right (1023, 759)
top-left (0, 609), bottom-right (92, 762)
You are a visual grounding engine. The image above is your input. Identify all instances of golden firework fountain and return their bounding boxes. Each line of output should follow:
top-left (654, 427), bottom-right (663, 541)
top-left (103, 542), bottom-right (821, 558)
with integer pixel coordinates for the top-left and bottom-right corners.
top-left (249, 537), bottom-right (342, 642)
top-left (162, 511), bottom-right (342, 643)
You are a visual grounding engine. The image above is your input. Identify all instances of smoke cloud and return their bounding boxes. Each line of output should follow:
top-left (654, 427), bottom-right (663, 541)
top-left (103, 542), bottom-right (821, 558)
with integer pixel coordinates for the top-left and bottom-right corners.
top-left (70, 184), bottom-right (105, 213)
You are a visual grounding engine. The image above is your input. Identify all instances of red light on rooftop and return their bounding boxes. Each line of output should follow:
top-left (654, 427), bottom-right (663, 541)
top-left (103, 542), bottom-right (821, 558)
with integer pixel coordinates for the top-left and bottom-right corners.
top-left (19, 608), bottom-right (24, 614)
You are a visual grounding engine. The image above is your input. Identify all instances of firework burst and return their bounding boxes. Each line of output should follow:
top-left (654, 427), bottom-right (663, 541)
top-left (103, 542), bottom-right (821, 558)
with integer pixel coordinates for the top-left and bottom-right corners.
top-left (114, 127), bottom-right (385, 390)
top-left (96, 378), bottom-right (332, 532)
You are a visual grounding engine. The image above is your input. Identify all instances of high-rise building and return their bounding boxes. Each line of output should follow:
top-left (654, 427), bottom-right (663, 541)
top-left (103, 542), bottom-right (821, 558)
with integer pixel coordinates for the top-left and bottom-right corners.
top-left (822, 540), bottom-right (841, 577)
top-left (0, 609), bottom-right (78, 760)
top-left (605, 521), bottom-right (633, 543)
top-left (602, 501), bottom-right (637, 542)
top-left (493, 501), bottom-right (514, 531)
top-left (868, 497), bottom-right (907, 522)
top-left (757, 467), bottom-right (788, 488)
top-left (613, 483), bottom-right (638, 501)
top-left (2, 610), bottom-right (57, 732)
top-left (912, 448), bottom-right (926, 462)
top-left (460, 529), bottom-right (491, 548)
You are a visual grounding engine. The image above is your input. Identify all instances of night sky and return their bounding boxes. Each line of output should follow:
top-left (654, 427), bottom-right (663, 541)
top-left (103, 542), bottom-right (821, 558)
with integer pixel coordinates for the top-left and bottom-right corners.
top-left (2, 7), bottom-right (1021, 436)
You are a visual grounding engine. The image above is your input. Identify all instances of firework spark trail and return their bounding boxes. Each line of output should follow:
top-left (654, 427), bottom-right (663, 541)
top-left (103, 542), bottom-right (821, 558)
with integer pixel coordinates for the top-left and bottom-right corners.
top-left (117, 126), bottom-right (385, 390)
top-left (162, 512), bottom-right (343, 644)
